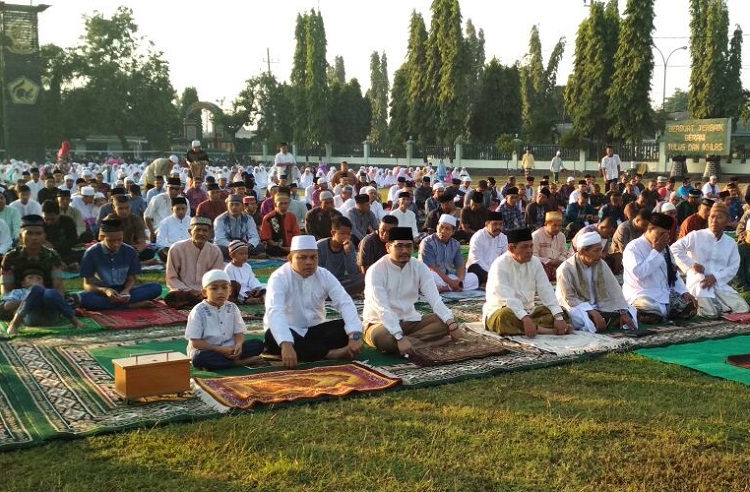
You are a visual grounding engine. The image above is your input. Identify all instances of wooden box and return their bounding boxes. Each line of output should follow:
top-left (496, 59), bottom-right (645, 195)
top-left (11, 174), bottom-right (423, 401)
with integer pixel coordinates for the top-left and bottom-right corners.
top-left (113, 351), bottom-right (191, 402)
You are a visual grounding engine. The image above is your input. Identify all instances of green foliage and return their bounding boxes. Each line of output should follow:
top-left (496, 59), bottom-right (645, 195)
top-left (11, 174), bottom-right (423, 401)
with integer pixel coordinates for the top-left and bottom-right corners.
top-left (367, 52), bottom-right (389, 149)
top-left (387, 67), bottom-right (410, 153)
top-left (38, 7), bottom-right (179, 149)
top-left (331, 78), bottom-right (371, 146)
top-left (663, 88), bottom-right (689, 113)
top-left (688, 0), bottom-right (742, 120)
top-left (520, 26), bottom-right (566, 143)
top-left (304, 10), bottom-right (331, 150)
top-left (564, 1), bottom-right (620, 144)
top-left (607, 0), bottom-right (655, 143)
top-left (467, 58), bottom-right (522, 142)
top-left (252, 74), bottom-right (294, 146)
top-left (328, 55), bottom-right (346, 85)
top-left (213, 83), bottom-right (257, 152)
top-left (432, 0), bottom-right (466, 142)
top-left (405, 11), bottom-right (430, 144)
top-left (178, 87), bottom-right (201, 141)
top-left (291, 13), bottom-right (308, 146)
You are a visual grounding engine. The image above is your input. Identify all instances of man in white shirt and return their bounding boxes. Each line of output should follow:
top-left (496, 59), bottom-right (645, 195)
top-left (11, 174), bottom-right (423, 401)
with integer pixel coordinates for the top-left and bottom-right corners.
top-left (483, 227), bottom-right (572, 337)
top-left (623, 213), bottom-right (697, 324)
top-left (335, 185), bottom-right (355, 214)
top-left (389, 191), bottom-right (419, 240)
top-left (263, 235), bottom-right (363, 369)
top-left (670, 201), bottom-right (749, 318)
top-left (9, 185), bottom-right (42, 218)
top-left (273, 142), bottom-right (296, 180)
top-left (363, 186), bottom-right (386, 221)
top-left (144, 177), bottom-right (189, 242)
top-left (387, 176), bottom-right (407, 205)
top-left (155, 196), bottom-right (191, 259)
top-left (556, 231), bottom-right (637, 332)
top-left (467, 211), bottom-right (507, 287)
top-left (25, 167), bottom-right (45, 201)
top-left (363, 226), bottom-right (463, 355)
top-left (600, 145), bottom-right (621, 185)
top-left (701, 175), bottom-right (721, 200)
top-left (532, 211), bottom-right (571, 281)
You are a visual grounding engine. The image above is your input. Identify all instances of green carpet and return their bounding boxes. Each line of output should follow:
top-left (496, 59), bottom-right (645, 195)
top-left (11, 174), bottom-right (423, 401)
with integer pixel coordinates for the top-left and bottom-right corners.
top-left (636, 335), bottom-right (750, 386)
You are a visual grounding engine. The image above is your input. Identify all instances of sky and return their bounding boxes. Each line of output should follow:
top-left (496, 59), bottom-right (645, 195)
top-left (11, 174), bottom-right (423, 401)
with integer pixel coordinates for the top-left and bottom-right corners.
top-left (36, 0), bottom-right (750, 109)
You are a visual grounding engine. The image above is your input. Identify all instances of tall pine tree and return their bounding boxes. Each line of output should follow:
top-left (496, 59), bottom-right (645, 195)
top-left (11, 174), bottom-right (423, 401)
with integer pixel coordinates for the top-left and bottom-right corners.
top-left (405, 11), bottom-right (430, 143)
top-left (368, 52), bottom-right (389, 149)
top-left (290, 13), bottom-right (308, 146)
top-left (304, 10), bottom-right (331, 151)
top-left (607, 0), bottom-right (655, 143)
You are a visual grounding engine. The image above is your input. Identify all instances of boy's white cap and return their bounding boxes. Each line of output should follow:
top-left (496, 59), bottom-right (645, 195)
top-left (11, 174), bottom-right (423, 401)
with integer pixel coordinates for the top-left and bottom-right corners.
top-left (202, 269), bottom-right (230, 288)
top-left (290, 235), bottom-right (318, 251)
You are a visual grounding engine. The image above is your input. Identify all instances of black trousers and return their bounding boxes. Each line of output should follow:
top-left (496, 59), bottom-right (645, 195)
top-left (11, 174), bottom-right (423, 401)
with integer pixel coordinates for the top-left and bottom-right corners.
top-left (468, 264), bottom-right (488, 286)
top-left (264, 319), bottom-right (348, 362)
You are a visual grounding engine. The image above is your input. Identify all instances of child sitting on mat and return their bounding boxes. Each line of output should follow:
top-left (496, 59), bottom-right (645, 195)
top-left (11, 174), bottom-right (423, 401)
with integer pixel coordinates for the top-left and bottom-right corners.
top-left (224, 240), bottom-right (266, 305)
top-left (1, 269), bottom-right (83, 336)
top-left (185, 269), bottom-right (264, 370)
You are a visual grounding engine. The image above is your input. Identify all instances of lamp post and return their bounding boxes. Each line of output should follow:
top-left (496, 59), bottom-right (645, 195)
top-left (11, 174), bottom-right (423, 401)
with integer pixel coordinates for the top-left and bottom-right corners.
top-left (653, 45), bottom-right (688, 110)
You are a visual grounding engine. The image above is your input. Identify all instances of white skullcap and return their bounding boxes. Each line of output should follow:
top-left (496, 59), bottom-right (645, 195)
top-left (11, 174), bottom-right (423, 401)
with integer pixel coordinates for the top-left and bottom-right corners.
top-left (556, 150), bottom-right (561, 156)
top-left (82, 169), bottom-right (94, 177)
top-left (268, 183), bottom-right (279, 191)
top-left (81, 186), bottom-right (96, 196)
top-left (290, 235), bottom-right (318, 251)
top-left (64, 174), bottom-right (75, 181)
top-left (657, 175), bottom-right (667, 182)
top-left (710, 175), bottom-right (717, 180)
top-left (319, 190), bottom-right (334, 200)
top-left (169, 154), bottom-right (179, 164)
top-left (438, 214), bottom-right (457, 227)
top-left (432, 182), bottom-right (445, 190)
top-left (317, 178), bottom-right (328, 185)
top-left (461, 175), bottom-right (472, 181)
top-left (170, 168), bottom-right (180, 175)
top-left (361, 186), bottom-right (376, 194)
top-left (202, 269), bottom-right (230, 288)
top-left (578, 231), bottom-right (602, 249)
top-left (192, 140), bottom-right (201, 147)
top-left (567, 176), bottom-right (575, 182)
top-left (94, 192), bottom-right (106, 199)
top-left (661, 202), bottom-right (677, 212)
top-left (669, 191), bottom-right (680, 199)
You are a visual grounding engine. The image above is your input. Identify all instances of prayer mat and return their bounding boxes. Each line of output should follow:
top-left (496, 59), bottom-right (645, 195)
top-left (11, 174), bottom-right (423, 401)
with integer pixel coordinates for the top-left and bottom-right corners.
top-left (410, 336), bottom-right (509, 367)
top-left (0, 340), bottom-right (220, 451)
top-left (0, 315), bottom-right (104, 339)
top-left (722, 313), bottom-right (750, 324)
top-left (636, 335), bottom-right (750, 387)
top-left (79, 300), bottom-right (187, 329)
top-left (193, 362), bottom-right (401, 410)
top-left (726, 354), bottom-right (750, 370)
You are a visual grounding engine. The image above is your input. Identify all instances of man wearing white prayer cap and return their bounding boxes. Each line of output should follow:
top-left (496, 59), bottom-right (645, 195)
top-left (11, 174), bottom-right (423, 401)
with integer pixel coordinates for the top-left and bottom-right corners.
top-left (186, 139), bottom-right (209, 182)
top-left (556, 231), bottom-right (638, 333)
top-left (418, 213), bottom-right (479, 292)
top-left (144, 154), bottom-right (179, 188)
top-left (263, 234), bottom-right (364, 369)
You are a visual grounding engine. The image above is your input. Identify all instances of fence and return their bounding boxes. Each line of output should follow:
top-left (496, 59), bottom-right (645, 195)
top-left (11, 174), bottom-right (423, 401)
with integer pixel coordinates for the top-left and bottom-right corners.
top-left (585, 142), bottom-right (660, 162)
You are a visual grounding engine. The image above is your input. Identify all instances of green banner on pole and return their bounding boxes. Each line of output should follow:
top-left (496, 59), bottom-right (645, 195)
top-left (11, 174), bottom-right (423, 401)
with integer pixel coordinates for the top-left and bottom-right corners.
top-left (662, 118), bottom-right (732, 156)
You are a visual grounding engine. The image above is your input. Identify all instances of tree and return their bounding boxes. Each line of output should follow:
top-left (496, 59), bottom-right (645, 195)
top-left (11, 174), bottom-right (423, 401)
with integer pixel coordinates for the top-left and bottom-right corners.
top-left (40, 44), bottom-right (74, 148)
top-left (405, 10), bottom-right (431, 144)
top-left (368, 51), bottom-right (389, 149)
top-left (467, 58), bottom-right (522, 142)
top-left (178, 87), bottom-right (202, 141)
top-left (388, 67), bottom-right (410, 153)
top-left (520, 26), bottom-right (566, 142)
top-left (290, 13), bottom-right (308, 146)
top-left (252, 74), bottom-right (294, 145)
top-left (663, 88), bottom-right (689, 113)
top-left (304, 10), bottom-right (331, 152)
top-left (331, 78), bottom-right (370, 146)
top-left (725, 25), bottom-right (745, 127)
top-left (688, 0), bottom-right (729, 119)
top-left (564, 0), bottom-right (620, 144)
top-left (430, 0), bottom-right (466, 142)
top-left (463, 19), bottom-right (486, 140)
top-left (607, 0), bottom-right (655, 142)
top-left (330, 55), bottom-right (346, 84)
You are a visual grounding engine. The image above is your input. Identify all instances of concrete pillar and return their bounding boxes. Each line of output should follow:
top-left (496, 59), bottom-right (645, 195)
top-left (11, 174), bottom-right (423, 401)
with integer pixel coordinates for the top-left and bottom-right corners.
top-left (406, 138), bottom-right (415, 167)
top-left (363, 139), bottom-right (371, 165)
top-left (658, 142), bottom-right (666, 173)
top-left (454, 137), bottom-right (464, 167)
top-left (292, 143), bottom-right (299, 162)
top-left (578, 149), bottom-right (587, 177)
top-left (325, 143), bottom-right (332, 163)
top-left (262, 140), bottom-right (269, 163)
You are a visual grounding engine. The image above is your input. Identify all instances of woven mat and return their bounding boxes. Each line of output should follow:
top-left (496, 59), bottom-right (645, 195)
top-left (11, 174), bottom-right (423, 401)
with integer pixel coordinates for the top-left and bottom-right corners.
top-left (726, 354), bottom-right (750, 369)
top-left (79, 300), bottom-right (187, 329)
top-left (722, 313), bottom-right (750, 324)
top-left (410, 334), bottom-right (509, 367)
top-left (0, 340), bottom-right (220, 451)
top-left (193, 362), bottom-right (401, 410)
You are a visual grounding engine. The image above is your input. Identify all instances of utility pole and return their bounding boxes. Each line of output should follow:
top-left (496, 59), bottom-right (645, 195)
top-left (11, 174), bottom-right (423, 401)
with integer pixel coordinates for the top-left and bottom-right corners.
top-left (263, 48), bottom-right (279, 75)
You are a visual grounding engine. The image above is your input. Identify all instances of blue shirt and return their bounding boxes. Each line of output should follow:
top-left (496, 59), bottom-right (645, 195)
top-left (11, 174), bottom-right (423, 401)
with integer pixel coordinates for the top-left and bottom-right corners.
top-left (419, 233), bottom-right (463, 276)
top-left (498, 202), bottom-right (525, 231)
top-left (80, 242), bottom-right (141, 288)
top-left (677, 185), bottom-right (693, 199)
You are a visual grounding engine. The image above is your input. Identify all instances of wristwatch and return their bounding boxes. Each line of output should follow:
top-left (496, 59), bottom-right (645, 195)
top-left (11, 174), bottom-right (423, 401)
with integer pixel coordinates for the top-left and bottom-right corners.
top-left (348, 332), bottom-right (362, 341)
top-left (553, 313), bottom-right (564, 321)
top-left (394, 332), bottom-right (404, 341)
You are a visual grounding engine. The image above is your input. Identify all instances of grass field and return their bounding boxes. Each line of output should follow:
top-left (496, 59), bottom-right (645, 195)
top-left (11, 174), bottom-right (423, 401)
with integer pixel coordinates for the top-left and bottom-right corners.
top-left (4, 205), bottom-right (750, 491)
top-left (1, 351), bottom-right (749, 491)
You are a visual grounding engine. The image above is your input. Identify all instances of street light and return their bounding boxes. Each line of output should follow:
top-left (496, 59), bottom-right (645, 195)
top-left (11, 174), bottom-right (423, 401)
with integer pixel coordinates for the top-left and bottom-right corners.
top-left (653, 45), bottom-right (688, 110)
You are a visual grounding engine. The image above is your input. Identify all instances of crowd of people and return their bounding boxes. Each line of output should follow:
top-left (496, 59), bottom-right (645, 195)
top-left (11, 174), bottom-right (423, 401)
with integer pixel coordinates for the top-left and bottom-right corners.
top-left (2, 142), bottom-right (750, 371)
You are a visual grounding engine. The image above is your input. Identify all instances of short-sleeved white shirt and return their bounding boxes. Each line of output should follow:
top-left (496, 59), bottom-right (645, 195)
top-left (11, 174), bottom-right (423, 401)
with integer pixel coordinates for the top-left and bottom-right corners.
top-left (184, 300), bottom-right (245, 358)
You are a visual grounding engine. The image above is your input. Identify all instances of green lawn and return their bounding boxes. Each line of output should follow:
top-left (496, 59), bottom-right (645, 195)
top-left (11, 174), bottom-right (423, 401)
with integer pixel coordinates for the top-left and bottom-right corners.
top-left (2, 352), bottom-right (749, 491)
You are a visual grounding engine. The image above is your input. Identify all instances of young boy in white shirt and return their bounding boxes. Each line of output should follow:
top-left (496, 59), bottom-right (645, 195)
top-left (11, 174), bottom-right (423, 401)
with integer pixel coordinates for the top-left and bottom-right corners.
top-left (184, 270), bottom-right (263, 370)
top-left (224, 240), bottom-right (266, 304)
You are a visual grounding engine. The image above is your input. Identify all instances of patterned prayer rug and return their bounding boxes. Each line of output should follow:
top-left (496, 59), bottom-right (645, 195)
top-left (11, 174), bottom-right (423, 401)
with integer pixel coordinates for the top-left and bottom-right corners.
top-left (0, 340), bottom-right (220, 451)
top-left (79, 300), bottom-right (188, 329)
top-left (410, 335), bottom-right (509, 367)
top-left (193, 363), bottom-right (401, 410)
top-left (722, 313), bottom-right (750, 324)
top-left (726, 354), bottom-right (750, 369)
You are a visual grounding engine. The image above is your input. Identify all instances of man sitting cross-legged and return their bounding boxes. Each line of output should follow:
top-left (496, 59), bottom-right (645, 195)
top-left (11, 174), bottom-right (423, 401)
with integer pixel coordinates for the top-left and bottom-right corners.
top-left (532, 211), bottom-right (571, 281)
top-left (363, 226), bottom-right (463, 356)
top-left (670, 201), bottom-right (749, 319)
top-left (316, 216), bottom-right (365, 297)
top-left (623, 213), bottom-right (697, 324)
top-left (164, 216), bottom-right (224, 309)
top-left (556, 231), bottom-right (637, 332)
top-left (77, 218), bottom-right (162, 310)
top-left (418, 214), bottom-right (479, 293)
top-left (263, 235), bottom-right (364, 369)
top-left (483, 227), bottom-right (573, 337)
